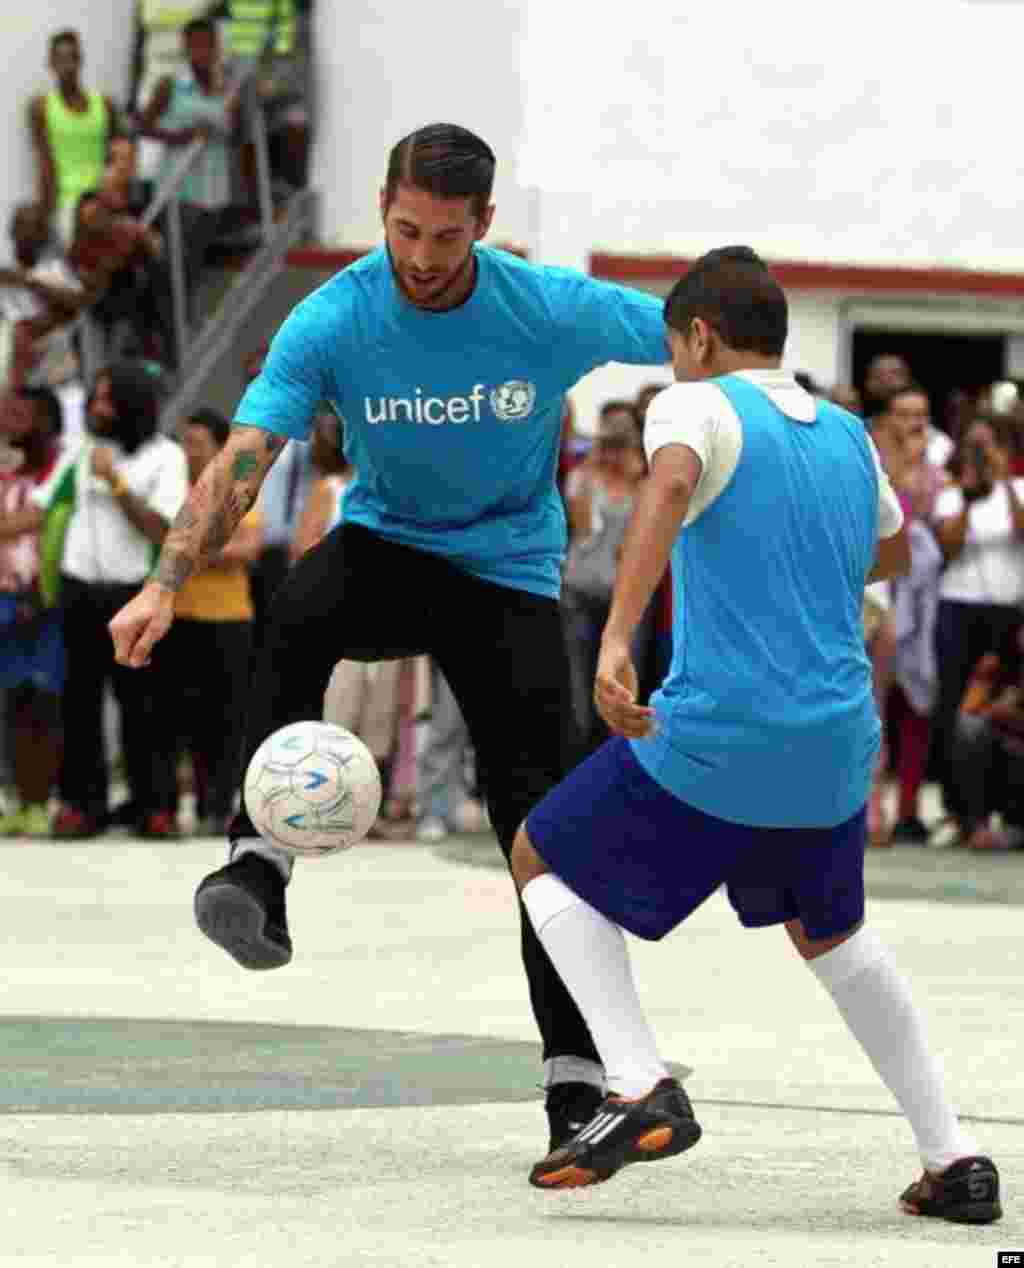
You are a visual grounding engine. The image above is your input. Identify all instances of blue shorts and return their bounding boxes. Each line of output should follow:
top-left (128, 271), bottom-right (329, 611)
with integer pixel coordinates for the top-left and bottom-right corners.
top-left (525, 737), bottom-right (867, 941)
top-left (0, 598), bottom-right (64, 695)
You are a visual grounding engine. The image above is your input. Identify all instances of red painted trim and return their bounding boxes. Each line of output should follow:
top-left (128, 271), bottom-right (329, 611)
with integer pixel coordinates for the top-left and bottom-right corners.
top-left (285, 242), bottom-right (529, 269)
top-left (588, 251), bottom-right (1024, 297)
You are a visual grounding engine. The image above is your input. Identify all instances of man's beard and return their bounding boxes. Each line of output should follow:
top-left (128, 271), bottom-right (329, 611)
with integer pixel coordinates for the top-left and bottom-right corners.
top-left (388, 245), bottom-right (476, 311)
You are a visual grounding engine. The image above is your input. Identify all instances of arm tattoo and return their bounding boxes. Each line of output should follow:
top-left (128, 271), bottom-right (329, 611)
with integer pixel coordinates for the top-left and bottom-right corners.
top-left (152, 427), bottom-right (276, 592)
top-left (232, 452), bottom-right (260, 479)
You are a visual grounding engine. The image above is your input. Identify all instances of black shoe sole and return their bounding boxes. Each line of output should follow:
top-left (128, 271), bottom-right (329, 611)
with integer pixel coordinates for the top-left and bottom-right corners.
top-left (902, 1198), bottom-right (1003, 1224)
top-left (194, 881), bottom-right (291, 971)
top-left (530, 1117), bottom-right (702, 1189)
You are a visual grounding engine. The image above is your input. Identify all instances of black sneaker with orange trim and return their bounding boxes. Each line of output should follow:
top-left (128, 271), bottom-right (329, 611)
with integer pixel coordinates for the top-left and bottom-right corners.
top-left (545, 1081), bottom-right (605, 1153)
top-left (530, 1077), bottom-right (701, 1190)
top-left (900, 1156), bottom-right (1002, 1223)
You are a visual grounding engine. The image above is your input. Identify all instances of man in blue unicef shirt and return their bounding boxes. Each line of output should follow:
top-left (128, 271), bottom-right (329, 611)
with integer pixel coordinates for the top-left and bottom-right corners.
top-left (109, 122), bottom-right (669, 1150)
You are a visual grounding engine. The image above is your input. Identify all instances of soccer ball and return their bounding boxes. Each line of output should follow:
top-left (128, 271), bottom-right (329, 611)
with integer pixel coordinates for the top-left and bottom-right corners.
top-left (243, 721), bottom-right (382, 857)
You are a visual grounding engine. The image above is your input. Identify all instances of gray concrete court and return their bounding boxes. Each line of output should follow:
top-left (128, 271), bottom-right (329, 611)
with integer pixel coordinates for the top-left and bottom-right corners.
top-left (2, 833), bottom-right (1023, 1267)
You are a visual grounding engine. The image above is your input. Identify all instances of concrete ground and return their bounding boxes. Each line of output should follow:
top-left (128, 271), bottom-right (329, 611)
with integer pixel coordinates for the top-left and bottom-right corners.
top-left (2, 831), bottom-right (1022, 1267)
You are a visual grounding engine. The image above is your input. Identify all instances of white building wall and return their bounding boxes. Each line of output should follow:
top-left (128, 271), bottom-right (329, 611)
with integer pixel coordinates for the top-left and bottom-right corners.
top-left (312, 0), bottom-right (534, 250)
top-left (519, 1), bottom-right (1024, 273)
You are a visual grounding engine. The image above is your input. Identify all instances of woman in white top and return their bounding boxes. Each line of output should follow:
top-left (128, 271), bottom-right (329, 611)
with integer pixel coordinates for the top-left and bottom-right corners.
top-left (29, 362), bottom-right (189, 838)
top-left (931, 413), bottom-right (1024, 826)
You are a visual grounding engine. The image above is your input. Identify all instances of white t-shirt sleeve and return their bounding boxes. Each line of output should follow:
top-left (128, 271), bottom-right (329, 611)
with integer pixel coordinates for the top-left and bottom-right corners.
top-left (643, 382), bottom-right (742, 525)
top-left (142, 441), bottom-right (189, 521)
top-left (866, 436), bottom-right (905, 539)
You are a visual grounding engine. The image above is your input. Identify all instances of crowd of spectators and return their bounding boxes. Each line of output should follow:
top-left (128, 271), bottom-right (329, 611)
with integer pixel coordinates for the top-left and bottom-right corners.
top-left (2, 341), bottom-right (1023, 853)
top-left (832, 355), bottom-right (1024, 850)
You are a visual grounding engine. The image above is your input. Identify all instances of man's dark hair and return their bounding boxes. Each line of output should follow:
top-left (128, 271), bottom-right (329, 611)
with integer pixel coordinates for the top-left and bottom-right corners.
top-left (183, 17), bottom-right (217, 41)
top-left (663, 246), bottom-right (788, 358)
top-left (186, 407), bottom-right (231, 448)
top-left (93, 361), bottom-right (163, 454)
top-left (50, 29), bottom-right (80, 55)
top-left (17, 387), bottom-right (63, 437)
top-left (384, 124), bottom-right (496, 219)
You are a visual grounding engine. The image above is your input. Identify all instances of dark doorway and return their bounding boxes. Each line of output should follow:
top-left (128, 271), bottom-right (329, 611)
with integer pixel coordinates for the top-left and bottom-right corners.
top-left (852, 329), bottom-right (1005, 425)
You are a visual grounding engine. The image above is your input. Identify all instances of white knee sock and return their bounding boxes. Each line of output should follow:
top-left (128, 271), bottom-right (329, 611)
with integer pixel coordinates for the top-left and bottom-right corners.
top-left (231, 836), bottom-right (293, 882)
top-left (522, 873), bottom-right (668, 1098)
top-left (808, 926), bottom-right (977, 1171)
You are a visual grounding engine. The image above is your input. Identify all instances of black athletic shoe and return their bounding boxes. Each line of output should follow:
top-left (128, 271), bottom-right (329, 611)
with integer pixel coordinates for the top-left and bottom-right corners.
top-left (545, 1081), bottom-right (606, 1153)
top-left (194, 853), bottom-right (292, 970)
top-left (900, 1156), bottom-right (1002, 1224)
top-left (530, 1077), bottom-right (702, 1189)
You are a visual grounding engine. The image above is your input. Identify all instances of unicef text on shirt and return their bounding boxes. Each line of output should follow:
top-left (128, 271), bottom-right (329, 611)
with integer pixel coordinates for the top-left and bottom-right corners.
top-left (364, 386), bottom-right (487, 426)
top-left (363, 380), bottom-right (537, 426)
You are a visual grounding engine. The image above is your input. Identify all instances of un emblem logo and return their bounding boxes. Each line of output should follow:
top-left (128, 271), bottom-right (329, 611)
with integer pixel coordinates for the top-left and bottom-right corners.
top-left (490, 380), bottom-right (536, 422)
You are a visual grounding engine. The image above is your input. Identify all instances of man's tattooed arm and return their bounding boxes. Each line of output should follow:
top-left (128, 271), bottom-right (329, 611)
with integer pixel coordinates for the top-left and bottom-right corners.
top-left (153, 425), bottom-right (287, 591)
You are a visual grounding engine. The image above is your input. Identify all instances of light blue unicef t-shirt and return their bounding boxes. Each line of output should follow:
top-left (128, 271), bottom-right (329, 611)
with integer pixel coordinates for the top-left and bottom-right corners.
top-left (235, 245), bottom-right (667, 597)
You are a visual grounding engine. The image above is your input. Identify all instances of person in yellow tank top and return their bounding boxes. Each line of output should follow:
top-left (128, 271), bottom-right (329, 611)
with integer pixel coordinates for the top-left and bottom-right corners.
top-left (28, 30), bottom-right (118, 248)
top-left (165, 408), bottom-right (264, 834)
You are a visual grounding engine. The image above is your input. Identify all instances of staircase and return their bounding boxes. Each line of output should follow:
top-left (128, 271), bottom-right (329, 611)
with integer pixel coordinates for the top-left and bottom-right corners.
top-left (156, 185), bottom-right (316, 428)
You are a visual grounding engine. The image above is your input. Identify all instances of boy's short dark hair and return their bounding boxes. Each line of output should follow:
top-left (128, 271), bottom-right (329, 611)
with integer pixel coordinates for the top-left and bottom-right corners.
top-left (186, 407), bottom-right (231, 448)
top-left (50, 29), bottom-right (80, 55)
top-left (384, 123), bottom-right (496, 220)
top-left (664, 246), bottom-right (788, 359)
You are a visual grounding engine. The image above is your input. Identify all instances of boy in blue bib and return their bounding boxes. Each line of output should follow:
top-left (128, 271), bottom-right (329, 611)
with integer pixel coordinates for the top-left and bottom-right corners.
top-left (512, 248), bottom-right (1002, 1225)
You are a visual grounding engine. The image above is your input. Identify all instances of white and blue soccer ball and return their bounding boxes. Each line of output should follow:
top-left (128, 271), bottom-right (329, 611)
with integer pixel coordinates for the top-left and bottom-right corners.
top-left (243, 721), bottom-right (382, 857)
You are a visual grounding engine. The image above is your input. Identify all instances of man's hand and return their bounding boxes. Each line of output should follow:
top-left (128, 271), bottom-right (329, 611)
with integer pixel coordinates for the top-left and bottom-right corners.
top-left (594, 634), bottom-right (655, 739)
top-left (109, 583), bottom-right (176, 668)
top-left (91, 445), bottom-right (116, 482)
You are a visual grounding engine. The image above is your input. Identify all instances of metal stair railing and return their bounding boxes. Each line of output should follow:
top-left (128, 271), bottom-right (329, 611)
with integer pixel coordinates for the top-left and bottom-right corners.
top-left (156, 184), bottom-right (315, 428)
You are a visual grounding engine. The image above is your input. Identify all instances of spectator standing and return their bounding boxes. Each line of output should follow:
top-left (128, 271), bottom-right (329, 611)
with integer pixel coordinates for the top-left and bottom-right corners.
top-left (139, 17), bottom-right (240, 325)
top-left (168, 408), bottom-right (263, 834)
top-left (0, 388), bottom-right (65, 836)
top-left (207, 0), bottom-right (312, 193)
top-left (73, 185), bottom-right (174, 368)
top-left (0, 204), bottom-right (93, 389)
top-left (28, 31), bottom-right (117, 249)
top-left (870, 387), bottom-right (945, 844)
top-left (931, 414), bottom-right (1024, 833)
top-left (862, 353), bottom-right (911, 412)
top-left (562, 407), bottom-right (650, 760)
top-left (556, 398), bottom-right (588, 500)
top-left (952, 623), bottom-right (1024, 850)
top-left (26, 363), bottom-right (188, 838)
top-left (416, 662), bottom-right (475, 844)
top-left (829, 384), bottom-right (863, 416)
top-left (244, 343), bottom-right (317, 638)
